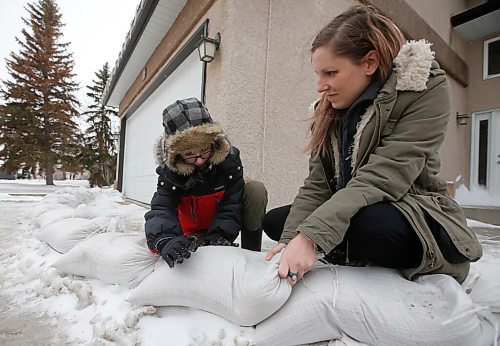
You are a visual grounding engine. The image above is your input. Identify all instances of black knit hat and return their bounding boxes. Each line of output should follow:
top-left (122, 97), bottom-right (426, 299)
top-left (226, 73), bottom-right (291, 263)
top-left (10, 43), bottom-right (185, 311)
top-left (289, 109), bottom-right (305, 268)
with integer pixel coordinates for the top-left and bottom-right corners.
top-left (162, 98), bottom-right (213, 136)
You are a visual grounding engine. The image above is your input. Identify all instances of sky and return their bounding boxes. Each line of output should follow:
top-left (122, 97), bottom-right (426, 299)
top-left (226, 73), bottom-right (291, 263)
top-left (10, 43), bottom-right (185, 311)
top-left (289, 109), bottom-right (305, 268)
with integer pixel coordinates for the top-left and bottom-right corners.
top-left (0, 0), bottom-right (140, 108)
top-left (0, 181), bottom-right (499, 344)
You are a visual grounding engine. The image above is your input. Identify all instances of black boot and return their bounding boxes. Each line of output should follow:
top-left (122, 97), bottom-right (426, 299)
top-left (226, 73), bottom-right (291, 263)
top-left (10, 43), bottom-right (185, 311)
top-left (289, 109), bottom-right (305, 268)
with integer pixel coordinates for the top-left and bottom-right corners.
top-left (241, 229), bottom-right (262, 251)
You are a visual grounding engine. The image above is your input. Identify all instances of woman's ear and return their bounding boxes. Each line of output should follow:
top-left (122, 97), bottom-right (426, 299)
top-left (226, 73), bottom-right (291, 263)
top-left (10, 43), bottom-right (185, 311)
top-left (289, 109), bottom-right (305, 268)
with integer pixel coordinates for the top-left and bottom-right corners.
top-left (364, 50), bottom-right (379, 76)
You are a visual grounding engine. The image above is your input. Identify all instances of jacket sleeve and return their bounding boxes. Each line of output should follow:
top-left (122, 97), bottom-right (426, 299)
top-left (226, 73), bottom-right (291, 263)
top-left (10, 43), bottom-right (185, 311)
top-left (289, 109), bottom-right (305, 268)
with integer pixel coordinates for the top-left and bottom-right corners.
top-left (299, 72), bottom-right (451, 254)
top-left (207, 148), bottom-right (244, 242)
top-left (280, 151), bottom-right (332, 244)
top-left (144, 165), bottom-right (183, 252)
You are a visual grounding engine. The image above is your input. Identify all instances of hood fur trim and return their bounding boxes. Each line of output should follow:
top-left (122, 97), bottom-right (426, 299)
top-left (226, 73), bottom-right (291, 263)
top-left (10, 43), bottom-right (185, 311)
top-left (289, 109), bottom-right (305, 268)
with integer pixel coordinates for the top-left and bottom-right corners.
top-left (154, 122), bottom-right (231, 175)
top-left (393, 40), bottom-right (434, 92)
top-left (350, 105), bottom-right (375, 172)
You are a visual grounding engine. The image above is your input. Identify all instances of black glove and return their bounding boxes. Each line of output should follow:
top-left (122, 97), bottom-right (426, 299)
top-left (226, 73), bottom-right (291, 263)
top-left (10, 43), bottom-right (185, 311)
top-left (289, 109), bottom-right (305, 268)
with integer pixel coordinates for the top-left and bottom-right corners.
top-left (205, 236), bottom-right (239, 247)
top-left (159, 235), bottom-right (198, 268)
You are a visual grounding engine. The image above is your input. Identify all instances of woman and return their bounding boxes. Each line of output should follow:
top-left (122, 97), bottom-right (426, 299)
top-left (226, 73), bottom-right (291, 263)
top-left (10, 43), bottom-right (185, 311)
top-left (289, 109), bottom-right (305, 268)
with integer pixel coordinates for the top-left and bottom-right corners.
top-left (265, 5), bottom-right (482, 284)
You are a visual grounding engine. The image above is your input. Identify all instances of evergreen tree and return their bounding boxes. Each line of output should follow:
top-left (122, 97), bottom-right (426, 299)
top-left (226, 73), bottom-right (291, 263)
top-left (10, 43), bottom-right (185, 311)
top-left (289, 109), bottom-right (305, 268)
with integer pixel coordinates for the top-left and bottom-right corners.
top-left (0, 0), bottom-right (79, 185)
top-left (0, 102), bottom-right (38, 176)
top-left (81, 63), bottom-right (119, 187)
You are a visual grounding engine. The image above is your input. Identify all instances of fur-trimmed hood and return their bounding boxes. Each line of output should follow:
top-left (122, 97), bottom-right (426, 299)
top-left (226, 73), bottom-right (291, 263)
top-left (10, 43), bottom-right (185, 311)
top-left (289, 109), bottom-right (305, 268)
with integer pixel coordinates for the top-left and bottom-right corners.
top-left (154, 122), bottom-right (231, 176)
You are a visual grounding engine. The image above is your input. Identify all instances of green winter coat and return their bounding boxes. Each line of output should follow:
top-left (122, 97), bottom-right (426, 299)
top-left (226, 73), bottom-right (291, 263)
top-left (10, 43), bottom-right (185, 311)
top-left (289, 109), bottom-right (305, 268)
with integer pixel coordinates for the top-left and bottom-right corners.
top-left (280, 40), bottom-right (482, 283)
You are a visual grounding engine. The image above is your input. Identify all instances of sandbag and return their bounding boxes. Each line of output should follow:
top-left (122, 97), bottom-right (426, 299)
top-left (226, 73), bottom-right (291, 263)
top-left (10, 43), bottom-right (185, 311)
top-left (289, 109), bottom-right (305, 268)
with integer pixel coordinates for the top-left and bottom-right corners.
top-left (53, 233), bottom-right (159, 288)
top-left (127, 246), bottom-right (292, 326)
top-left (73, 205), bottom-right (103, 219)
top-left (254, 264), bottom-right (343, 346)
top-left (30, 202), bottom-right (69, 219)
top-left (255, 265), bottom-right (496, 346)
top-left (36, 216), bottom-right (110, 253)
top-left (40, 192), bottom-right (80, 208)
top-left (35, 206), bottom-right (75, 228)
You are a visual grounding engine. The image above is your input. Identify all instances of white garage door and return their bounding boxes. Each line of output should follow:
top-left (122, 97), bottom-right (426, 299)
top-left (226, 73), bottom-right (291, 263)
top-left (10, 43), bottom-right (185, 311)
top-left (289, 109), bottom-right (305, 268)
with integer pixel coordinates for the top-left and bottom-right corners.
top-left (122, 50), bottom-right (203, 203)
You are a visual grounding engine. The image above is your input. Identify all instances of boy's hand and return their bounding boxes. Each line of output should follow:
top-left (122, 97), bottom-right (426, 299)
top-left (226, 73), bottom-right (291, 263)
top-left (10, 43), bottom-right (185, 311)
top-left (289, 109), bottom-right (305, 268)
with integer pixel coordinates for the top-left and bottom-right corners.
top-left (160, 235), bottom-right (198, 268)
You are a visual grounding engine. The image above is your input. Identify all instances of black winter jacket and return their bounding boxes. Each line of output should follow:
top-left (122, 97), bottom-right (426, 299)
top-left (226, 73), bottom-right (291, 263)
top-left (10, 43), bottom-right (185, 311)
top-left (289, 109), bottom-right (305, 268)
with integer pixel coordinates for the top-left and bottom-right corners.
top-left (145, 146), bottom-right (244, 251)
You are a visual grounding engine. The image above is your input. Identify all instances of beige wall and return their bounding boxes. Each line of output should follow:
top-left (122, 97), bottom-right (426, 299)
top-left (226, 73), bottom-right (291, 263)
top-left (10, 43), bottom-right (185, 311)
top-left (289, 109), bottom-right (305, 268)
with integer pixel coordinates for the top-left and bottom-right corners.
top-left (403, 0), bottom-right (478, 187)
top-left (256, 0), bottom-right (353, 207)
top-left (406, 0), bottom-right (468, 58)
top-left (204, 0), bottom-right (354, 207)
top-left (202, 0), bottom-right (269, 186)
top-left (466, 32), bottom-right (500, 113)
top-left (439, 76), bottom-right (470, 185)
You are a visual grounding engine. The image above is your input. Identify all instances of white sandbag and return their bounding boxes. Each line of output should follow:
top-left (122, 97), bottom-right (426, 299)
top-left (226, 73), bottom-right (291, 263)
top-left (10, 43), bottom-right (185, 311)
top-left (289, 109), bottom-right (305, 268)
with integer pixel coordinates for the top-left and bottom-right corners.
top-left (463, 262), bottom-right (500, 313)
top-left (30, 202), bottom-right (69, 219)
top-left (41, 192), bottom-right (79, 208)
top-left (255, 265), bottom-right (496, 346)
top-left (73, 205), bottom-right (103, 219)
top-left (42, 187), bottom-right (97, 207)
top-left (53, 233), bottom-right (159, 288)
top-left (127, 246), bottom-right (292, 326)
top-left (254, 264), bottom-right (343, 346)
top-left (74, 204), bottom-right (144, 234)
top-left (36, 216), bottom-right (110, 253)
top-left (36, 206), bottom-right (75, 228)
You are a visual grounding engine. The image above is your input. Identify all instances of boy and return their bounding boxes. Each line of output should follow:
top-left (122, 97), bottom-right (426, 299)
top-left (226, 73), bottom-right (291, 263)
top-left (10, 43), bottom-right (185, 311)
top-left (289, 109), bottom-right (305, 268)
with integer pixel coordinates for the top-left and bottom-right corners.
top-left (145, 98), bottom-right (266, 267)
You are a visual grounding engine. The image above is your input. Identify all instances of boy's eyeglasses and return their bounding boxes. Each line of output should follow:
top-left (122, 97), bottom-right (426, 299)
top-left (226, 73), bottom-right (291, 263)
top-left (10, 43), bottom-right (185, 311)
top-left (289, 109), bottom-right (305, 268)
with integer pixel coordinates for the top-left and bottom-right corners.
top-left (179, 148), bottom-right (214, 164)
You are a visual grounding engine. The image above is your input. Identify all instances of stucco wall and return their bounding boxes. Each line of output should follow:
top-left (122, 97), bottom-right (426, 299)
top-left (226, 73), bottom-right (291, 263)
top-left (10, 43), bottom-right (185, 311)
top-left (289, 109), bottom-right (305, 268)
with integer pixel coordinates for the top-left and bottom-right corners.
top-left (204, 0), bottom-right (354, 208)
top-left (466, 32), bottom-right (500, 114)
top-left (439, 76), bottom-right (470, 185)
top-left (202, 0), bottom-right (269, 185)
top-left (406, 0), bottom-right (468, 58)
top-left (258, 0), bottom-right (353, 208)
top-left (404, 0), bottom-right (471, 186)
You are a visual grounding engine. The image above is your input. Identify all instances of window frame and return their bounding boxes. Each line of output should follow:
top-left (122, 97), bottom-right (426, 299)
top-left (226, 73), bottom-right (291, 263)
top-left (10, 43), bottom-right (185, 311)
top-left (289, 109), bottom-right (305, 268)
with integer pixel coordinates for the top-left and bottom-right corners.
top-left (483, 36), bottom-right (500, 80)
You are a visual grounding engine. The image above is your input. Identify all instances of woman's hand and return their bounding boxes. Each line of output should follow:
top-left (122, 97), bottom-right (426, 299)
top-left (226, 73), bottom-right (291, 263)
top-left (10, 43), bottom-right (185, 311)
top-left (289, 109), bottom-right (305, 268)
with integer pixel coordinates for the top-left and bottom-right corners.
top-left (266, 232), bottom-right (317, 286)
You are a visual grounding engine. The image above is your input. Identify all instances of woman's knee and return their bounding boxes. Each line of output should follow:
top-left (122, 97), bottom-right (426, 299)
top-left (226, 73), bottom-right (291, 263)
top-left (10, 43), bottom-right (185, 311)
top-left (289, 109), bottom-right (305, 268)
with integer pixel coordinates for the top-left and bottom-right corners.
top-left (262, 205), bottom-right (291, 242)
top-left (347, 203), bottom-right (422, 268)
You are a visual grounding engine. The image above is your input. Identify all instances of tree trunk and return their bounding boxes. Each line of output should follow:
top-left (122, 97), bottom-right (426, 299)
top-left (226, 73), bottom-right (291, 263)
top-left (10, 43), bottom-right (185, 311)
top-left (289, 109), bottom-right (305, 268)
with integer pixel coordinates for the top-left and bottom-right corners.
top-left (46, 159), bottom-right (54, 185)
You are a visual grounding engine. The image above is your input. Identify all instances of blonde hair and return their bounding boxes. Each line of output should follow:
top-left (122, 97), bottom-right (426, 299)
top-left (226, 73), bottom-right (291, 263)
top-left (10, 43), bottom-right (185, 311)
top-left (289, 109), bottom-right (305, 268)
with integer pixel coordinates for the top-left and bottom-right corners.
top-left (306, 5), bottom-right (405, 155)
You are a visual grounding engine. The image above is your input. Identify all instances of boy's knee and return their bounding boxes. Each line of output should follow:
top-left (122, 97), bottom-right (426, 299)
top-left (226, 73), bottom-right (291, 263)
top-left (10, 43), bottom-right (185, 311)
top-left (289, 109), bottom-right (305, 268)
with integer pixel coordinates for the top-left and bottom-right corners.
top-left (243, 181), bottom-right (268, 205)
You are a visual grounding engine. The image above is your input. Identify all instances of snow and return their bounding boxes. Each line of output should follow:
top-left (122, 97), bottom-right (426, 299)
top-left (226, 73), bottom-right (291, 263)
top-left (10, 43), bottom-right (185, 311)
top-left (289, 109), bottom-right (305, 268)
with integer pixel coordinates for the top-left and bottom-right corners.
top-left (455, 184), bottom-right (500, 207)
top-left (468, 219), bottom-right (500, 229)
top-left (0, 181), bottom-right (499, 345)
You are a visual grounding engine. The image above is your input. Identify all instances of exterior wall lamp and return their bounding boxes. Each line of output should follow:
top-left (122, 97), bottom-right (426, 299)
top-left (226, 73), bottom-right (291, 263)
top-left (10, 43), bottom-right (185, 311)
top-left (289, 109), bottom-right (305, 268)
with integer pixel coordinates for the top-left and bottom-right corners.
top-left (456, 112), bottom-right (470, 126)
top-left (197, 33), bottom-right (221, 63)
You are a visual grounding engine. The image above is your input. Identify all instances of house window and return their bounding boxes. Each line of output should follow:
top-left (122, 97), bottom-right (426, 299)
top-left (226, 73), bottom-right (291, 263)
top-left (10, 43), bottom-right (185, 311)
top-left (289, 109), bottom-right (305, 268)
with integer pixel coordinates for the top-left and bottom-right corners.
top-left (477, 119), bottom-right (489, 186)
top-left (483, 36), bottom-right (500, 80)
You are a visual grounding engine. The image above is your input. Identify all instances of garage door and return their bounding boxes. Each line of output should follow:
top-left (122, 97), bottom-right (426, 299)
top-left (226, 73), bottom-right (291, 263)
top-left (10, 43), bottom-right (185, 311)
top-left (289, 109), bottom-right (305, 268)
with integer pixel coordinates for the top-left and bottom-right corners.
top-left (122, 50), bottom-right (203, 203)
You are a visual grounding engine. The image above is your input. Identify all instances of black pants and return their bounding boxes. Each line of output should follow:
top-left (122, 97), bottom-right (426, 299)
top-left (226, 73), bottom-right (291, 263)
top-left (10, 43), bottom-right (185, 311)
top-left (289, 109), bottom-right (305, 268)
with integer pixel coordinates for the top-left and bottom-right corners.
top-left (262, 202), bottom-right (467, 269)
